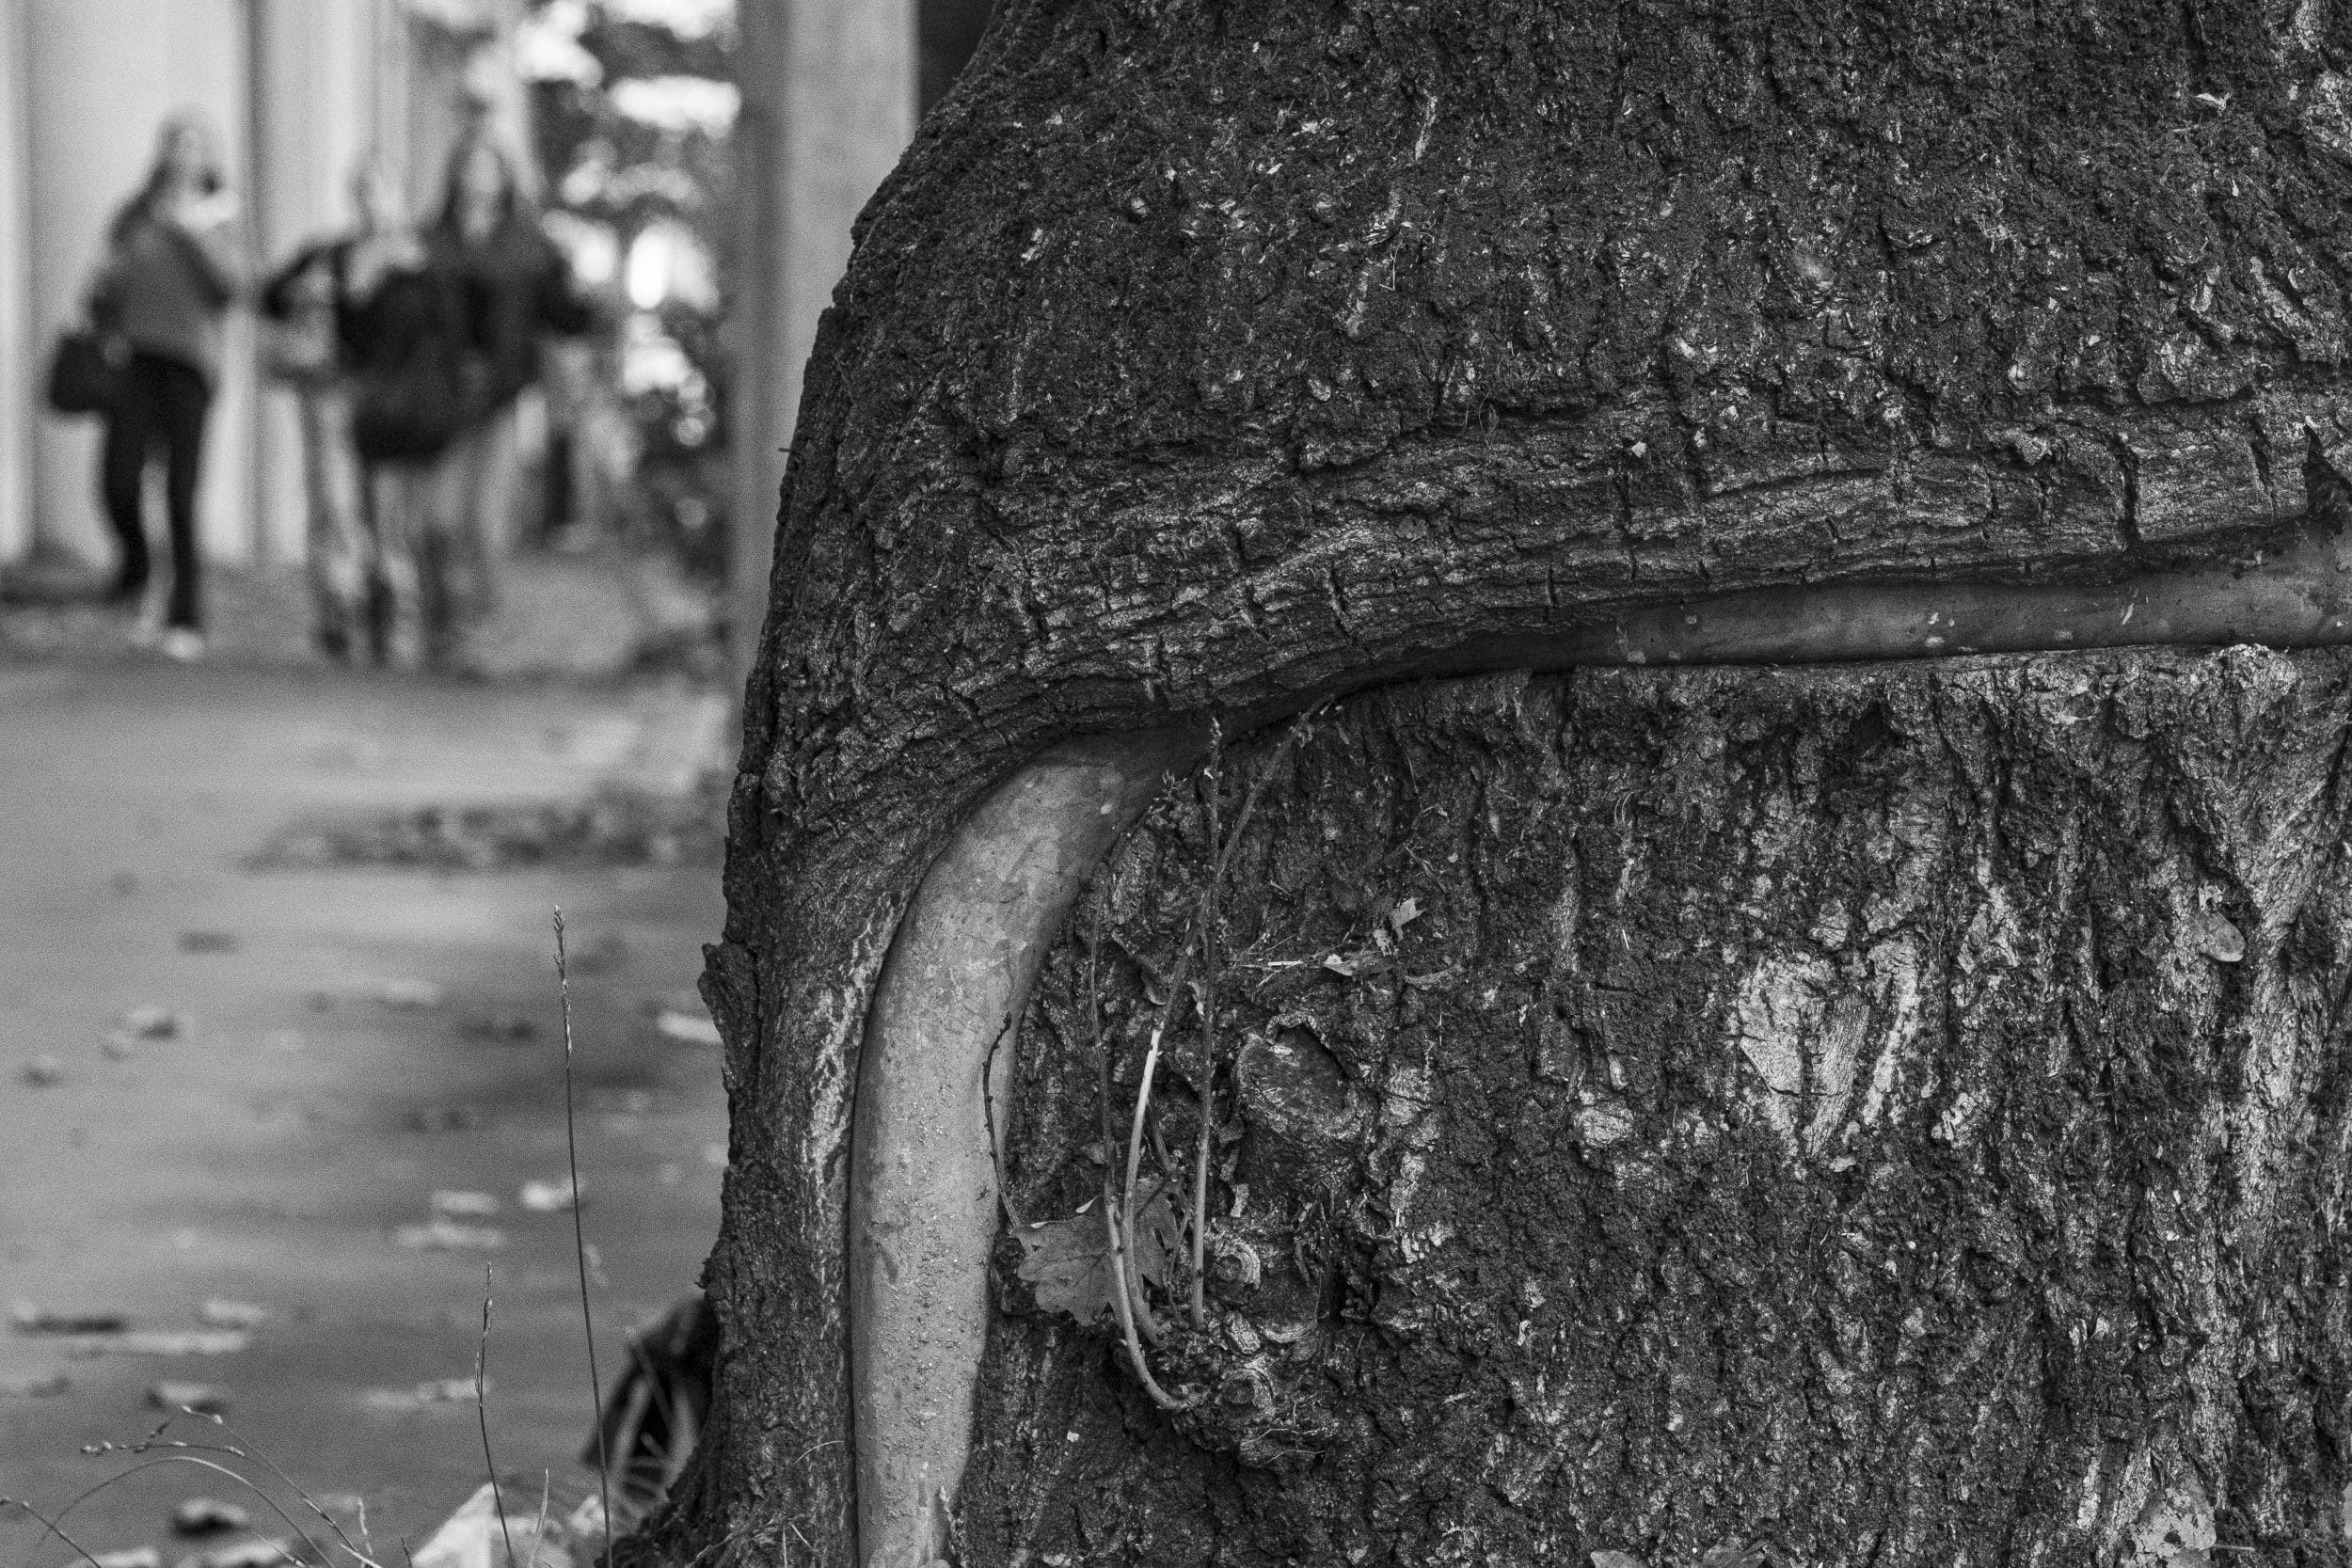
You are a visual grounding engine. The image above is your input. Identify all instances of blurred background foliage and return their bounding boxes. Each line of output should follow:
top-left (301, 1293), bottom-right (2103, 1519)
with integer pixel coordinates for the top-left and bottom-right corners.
top-left (514, 0), bottom-right (992, 593)
top-left (521, 0), bottom-right (736, 585)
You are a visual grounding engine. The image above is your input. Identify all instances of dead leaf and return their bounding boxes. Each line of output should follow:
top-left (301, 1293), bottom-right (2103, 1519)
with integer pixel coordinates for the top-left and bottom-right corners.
top-left (1015, 1183), bottom-right (1183, 1327)
top-left (198, 1300), bottom-right (272, 1330)
top-left (356, 1377), bottom-right (481, 1414)
top-left (395, 1220), bottom-right (506, 1251)
top-left (171, 1500), bottom-right (250, 1537)
top-left (2193, 912), bottom-right (2246, 964)
top-left (116, 1331), bottom-right (251, 1356)
top-left (1590, 1553), bottom-right (1647, 1568)
top-left (120, 1006), bottom-right (186, 1039)
top-left (1697, 1545), bottom-right (1766, 1568)
top-left (20, 1055), bottom-right (64, 1087)
top-left (11, 1303), bottom-right (128, 1334)
top-left (431, 1191), bottom-right (501, 1217)
top-left (519, 1177), bottom-right (582, 1212)
top-left (1385, 896), bottom-right (1423, 935)
top-left (655, 1008), bottom-right (723, 1047)
top-left (371, 979), bottom-right (446, 1011)
top-left (458, 1012), bottom-right (538, 1044)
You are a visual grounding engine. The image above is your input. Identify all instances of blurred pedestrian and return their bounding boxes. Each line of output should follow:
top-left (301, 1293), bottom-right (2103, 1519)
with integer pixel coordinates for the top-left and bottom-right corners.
top-left (260, 158), bottom-right (414, 662)
top-left (416, 132), bottom-right (592, 662)
top-left (90, 110), bottom-right (246, 661)
top-left (338, 180), bottom-right (474, 669)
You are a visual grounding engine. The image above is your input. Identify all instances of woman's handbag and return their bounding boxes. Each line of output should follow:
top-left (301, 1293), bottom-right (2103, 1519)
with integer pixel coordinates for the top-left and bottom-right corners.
top-left (45, 326), bottom-right (124, 415)
top-left (258, 306), bottom-right (340, 388)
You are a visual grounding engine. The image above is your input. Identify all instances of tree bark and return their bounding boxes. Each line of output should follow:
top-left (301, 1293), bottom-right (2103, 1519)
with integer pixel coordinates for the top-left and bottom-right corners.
top-left (656, 2), bottom-right (2352, 1563)
top-left (974, 651), bottom-right (2352, 1565)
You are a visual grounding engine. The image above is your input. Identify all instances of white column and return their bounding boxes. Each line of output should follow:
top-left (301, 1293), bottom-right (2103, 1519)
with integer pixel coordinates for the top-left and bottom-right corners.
top-left (25, 0), bottom-right (257, 568)
top-left (0, 0), bottom-right (31, 563)
top-left (729, 0), bottom-right (915, 672)
top-left (247, 0), bottom-right (383, 564)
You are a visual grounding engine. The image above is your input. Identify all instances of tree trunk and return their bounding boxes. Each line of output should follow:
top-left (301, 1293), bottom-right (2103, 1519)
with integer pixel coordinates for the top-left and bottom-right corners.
top-left (653, 2), bottom-right (2352, 1563)
top-left (972, 652), bottom-right (2352, 1564)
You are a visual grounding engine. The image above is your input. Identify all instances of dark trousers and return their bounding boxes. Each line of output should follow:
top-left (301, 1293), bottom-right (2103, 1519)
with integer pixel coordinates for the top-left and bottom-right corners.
top-left (102, 351), bottom-right (213, 629)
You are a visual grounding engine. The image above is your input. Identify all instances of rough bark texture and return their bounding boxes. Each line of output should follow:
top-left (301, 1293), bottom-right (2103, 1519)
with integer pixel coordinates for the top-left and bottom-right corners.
top-left (668, 3), bottom-right (2352, 1562)
top-left (971, 650), bottom-right (2352, 1565)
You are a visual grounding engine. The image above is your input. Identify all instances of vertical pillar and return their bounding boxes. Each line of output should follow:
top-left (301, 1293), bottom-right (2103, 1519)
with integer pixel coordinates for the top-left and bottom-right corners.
top-left (247, 0), bottom-right (381, 564)
top-left (729, 0), bottom-right (915, 677)
top-left (0, 0), bottom-right (31, 563)
top-left (24, 0), bottom-right (255, 570)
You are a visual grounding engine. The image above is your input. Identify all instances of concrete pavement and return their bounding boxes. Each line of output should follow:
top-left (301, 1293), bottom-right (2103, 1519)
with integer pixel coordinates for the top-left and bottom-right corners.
top-left (0, 659), bottom-right (734, 1560)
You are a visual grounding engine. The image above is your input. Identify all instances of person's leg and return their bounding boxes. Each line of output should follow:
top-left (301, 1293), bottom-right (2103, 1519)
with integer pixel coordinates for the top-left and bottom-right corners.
top-left (410, 448), bottom-right (462, 669)
top-left (302, 388), bottom-right (366, 657)
top-left (451, 409), bottom-right (516, 622)
top-left (366, 464), bottom-right (423, 669)
top-left (99, 359), bottom-right (157, 602)
top-left (419, 431), bottom-right (485, 668)
top-left (155, 357), bottom-right (213, 632)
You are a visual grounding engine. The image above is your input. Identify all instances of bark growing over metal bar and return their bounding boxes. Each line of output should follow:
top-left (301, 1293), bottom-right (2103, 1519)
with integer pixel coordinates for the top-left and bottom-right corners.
top-left (660, 3), bottom-right (2352, 1562)
top-left (977, 653), bottom-right (2352, 1563)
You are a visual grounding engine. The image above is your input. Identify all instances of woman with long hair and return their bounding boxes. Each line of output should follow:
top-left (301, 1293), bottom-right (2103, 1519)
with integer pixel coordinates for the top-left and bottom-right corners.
top-left (407, 131), bottom-right (590, 665)
top-left (91, 110), bottom-right (246, 661)
top-left (262, 155), bottom-right (435, 663)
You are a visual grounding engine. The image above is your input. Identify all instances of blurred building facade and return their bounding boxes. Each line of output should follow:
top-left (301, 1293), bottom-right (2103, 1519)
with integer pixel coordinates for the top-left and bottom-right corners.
top-left (0, 0), bottom-right (532, 575)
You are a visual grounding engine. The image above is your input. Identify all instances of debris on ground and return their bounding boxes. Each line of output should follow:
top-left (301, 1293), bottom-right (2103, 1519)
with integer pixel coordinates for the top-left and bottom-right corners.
top-left (519, 1177), bottom-right (582, 1212)
top-left (458, 1010), bottom-right (538, 1044)
top-left (395, 1219), bottom-right (507, 1251)
top-left (120, 1006), bottom-right (189, 1039)
top-left (654, 1007), bottom-right (721, 1047)
top-left (11, 1302), bottom-right (129, 1334)
top-left (173, 1538), bottom-right (293, 1568)
top-left (410, 1481), bottom-right (578, 1568)
top-left (90, 1548), bottom-right (163, 1568)
top-left (147, 1381), bottom-right (231, 1415)
top-left (564, 1494), bottom-right (609, 1553)
top-left (108, 1330), bottom-right (254, 1357)
top-left (20, 1054), bottom-right (65, 1086)
top-left (197, 1300), bottom-right (272, 1331)
top-left (176, 931), bottom-right (240, 955)
top-left (371, 978), bottom-right (447, 1011)
top-left (355, 1377), bottom-right (484, 1415)
top-left (249, 783), bottom-right (723, 875)
top-left (431, 1190), bottom-right (501, 1217)
top-left (170, 1500), bottom-right (250, 1537)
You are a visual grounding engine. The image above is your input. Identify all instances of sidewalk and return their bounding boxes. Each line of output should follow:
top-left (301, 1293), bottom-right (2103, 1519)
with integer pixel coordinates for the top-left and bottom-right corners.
top-left (0, 551), bottom-right (726, 682)
top-left (0, 657), bottom-right (735, 1560)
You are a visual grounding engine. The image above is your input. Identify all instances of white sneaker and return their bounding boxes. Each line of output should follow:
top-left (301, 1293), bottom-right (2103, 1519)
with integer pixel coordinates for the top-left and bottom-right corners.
top-left (159, 628), bottom-right (206, 662)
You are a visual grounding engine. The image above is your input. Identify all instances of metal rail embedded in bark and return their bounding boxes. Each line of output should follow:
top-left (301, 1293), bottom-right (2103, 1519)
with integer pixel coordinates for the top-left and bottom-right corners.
top-left (846, 519), bottom-right (2352, 1568)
